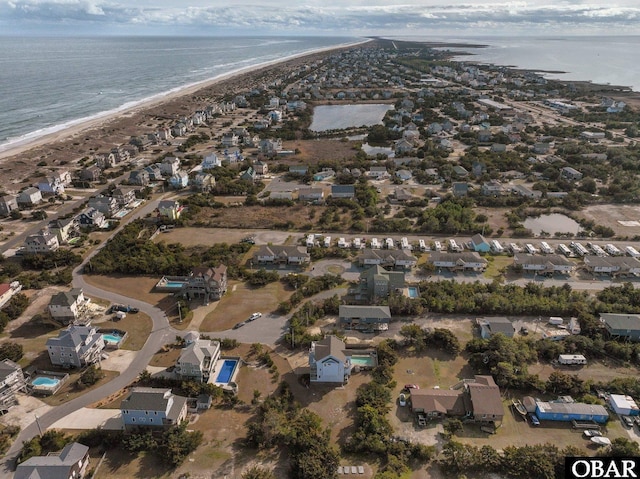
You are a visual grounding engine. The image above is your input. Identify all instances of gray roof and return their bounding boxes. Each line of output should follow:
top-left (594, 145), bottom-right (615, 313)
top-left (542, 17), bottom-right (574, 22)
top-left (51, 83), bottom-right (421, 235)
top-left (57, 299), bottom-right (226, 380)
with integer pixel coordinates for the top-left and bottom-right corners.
top-left (536, 400), bottom-right (608, 418)
top-left (339, 305), bottom-right (391, 320)
top-left (254, 245), bottom-right (310, 259)
top-left (513, 254), bottom-right (572, 266)
top-left (331, 185), bottom-right (355, 194)
top-left (0, 358), bottom-right (21, 382)
top-left (429, 252), bottom-right (488, 264)
top-left (49, 288), bottom-right (82, 307)
top-left (121, 387), bottom-right (186, 418)
top-left (479, 317), bottom-right (515, 336)
top-left (15, 442), bottom-right (89, 479)
top-left (471, 234), bottom-right (489, 246)
top-left (313, 336), bottom-right (346, 363)
top-left (46, 325), bottom-right (96, 349)
top-left (179, 339), bottom-right (219, 366)
top-left (600, 313), bottom-right (640, 331)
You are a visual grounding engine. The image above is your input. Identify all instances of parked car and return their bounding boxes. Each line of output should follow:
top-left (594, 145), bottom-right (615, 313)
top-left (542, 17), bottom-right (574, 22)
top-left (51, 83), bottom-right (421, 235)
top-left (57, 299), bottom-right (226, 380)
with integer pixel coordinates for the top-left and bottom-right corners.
top-left (247, 312), bottom-right (262, 322)
top-left (404, 384), bottom-right (419, 390)
top-left (232, 321), bottom-right (245, 330)
top-left (583, 429), bottom-right (602, 438)
top-left (622, 415), bottom-right (635, 428)
top-left (529, 414), bottom-right (540, 426)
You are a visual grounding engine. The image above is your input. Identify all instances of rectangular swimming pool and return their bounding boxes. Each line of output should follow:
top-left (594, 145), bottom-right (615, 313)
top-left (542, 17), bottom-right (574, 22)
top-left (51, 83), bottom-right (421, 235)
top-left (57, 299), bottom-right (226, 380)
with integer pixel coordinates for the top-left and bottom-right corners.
top-left (407, 287), bottom-right (419, 298)
top-left (350, 355), bottom-right (377, 368)
top-left (215, 359), bottom-right (238, 384)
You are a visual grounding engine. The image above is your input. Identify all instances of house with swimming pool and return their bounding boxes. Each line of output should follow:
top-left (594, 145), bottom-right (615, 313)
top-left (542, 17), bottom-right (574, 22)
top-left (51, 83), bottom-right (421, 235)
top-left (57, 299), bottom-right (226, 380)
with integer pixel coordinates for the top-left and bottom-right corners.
top-left (176, 338), bottom-right (221, 383)
top-left (182, 265), bottom-right (228, 302)
top-left (353, 265), bottom-right (405, 302)
top-left (309, 336), bottom-right (352, 384)
top-left (46, 325), bottom-right (105, 368)
top-left (120, 387), bottom-right (188, 431)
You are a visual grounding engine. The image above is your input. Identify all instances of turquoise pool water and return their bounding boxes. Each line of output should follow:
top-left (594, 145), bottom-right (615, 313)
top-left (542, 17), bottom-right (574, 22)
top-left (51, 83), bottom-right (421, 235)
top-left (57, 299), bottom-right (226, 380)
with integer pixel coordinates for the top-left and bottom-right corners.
top-left (408, 287), bottom-right (419, 298)
top-left (103, 333), bottom-right (122, 343)
top-left (32, 377), bottom-right (60, 387)
top-left (165, 281), bottom-right (186, 289)
top-left (215, 359), bottom-right (238, 384)
top-left (350, 355), bottom-right (377, 367)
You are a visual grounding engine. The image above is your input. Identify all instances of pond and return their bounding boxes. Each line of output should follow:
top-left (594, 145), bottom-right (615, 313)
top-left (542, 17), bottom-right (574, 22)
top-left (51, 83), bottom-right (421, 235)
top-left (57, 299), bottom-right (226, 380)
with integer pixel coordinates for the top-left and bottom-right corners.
top-left (361, 143), bottom-right (395, 158)
top-left (523, 213), bottom-right (581, 235)
top-left (309, 104), bottom-right (394, 132)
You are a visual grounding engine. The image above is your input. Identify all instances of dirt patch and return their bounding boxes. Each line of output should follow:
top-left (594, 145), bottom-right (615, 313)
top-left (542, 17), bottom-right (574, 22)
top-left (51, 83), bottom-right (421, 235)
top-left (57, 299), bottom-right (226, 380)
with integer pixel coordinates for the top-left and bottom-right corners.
top-left (579, 204), bottom-right (640, 238)
top-left (191, 203), bottom-right (325, 230)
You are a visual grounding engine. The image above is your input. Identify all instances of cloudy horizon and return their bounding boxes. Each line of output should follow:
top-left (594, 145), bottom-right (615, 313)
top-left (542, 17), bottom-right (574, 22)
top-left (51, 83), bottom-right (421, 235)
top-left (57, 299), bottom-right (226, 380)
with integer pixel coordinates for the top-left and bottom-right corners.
top-left (0, 0), bottom-right (639, 36)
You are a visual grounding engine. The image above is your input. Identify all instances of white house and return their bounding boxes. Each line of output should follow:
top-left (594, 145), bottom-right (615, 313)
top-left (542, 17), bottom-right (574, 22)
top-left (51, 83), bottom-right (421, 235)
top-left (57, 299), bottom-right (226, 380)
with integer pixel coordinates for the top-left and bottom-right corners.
top-left (121, 387), bottom-right (188, 430)
top-left (24, 230), bottom-right (60, 254)
top-left (513, 254), bottom-right (575, 274)
top-left (558, 354), bottom-right (587, 365)
top-left (0, 359), bottom-right (27, 411)
top-left (48, 288), bottom-right (88, 324)
top-left (309, 336), bottom-right (352, 384)
top-left (160, 157), bottom-right (181, 176)
top-left (46, 324), bottom-right (105, 368)
top-left (201, 153), bottom-right (221, 169)
top-left (17, 187), bottom-right (43, 207)
top-left (428, 252), bottom-right (488, 271)
top-left (158, 200), bottom-right (183, 220)
top-left (0, 282), bottom-right (22, 309)
top-left (176, 339), bottom-right (221, 383)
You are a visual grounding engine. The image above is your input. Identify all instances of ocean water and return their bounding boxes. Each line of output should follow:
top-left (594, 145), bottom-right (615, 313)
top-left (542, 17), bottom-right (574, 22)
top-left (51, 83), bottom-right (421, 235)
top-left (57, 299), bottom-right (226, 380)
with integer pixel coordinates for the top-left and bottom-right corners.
top-left (419, 35), bottom-right (640, 93)
top-left (0, 36), bottom-right (358, 152)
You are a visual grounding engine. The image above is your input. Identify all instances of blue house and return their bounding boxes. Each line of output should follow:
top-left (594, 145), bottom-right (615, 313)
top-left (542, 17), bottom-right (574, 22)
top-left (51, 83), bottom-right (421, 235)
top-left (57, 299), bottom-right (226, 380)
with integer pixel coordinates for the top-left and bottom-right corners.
top-left (169, 171), bottom-right (189, 189)
top-left (121, 387), bottom-right (188, 430)
top-left (600, 313), bottom-right (640, 341)
top-left (535, 398), bottom-right (609, 424)
top-left (470, 234), bottom-right (491, 253)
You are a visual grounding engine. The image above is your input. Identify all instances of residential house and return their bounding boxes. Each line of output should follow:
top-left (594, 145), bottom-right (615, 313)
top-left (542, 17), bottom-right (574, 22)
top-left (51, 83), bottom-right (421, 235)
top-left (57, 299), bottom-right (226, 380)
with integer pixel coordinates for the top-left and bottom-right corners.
top-left (513, 254), bottom-right (574, 274)
top-left (533, 142), bottom-right (551, 154)
top-left (410, 375), bottom-right (504, 424)
top-left (354, 264), bottom-right (405, 301)
top-left (534, 397), bottom-right (608, 424)
top-left (491, 143), bottom-right (507, 153)
top-left (176, 339), bottom-right (221, 383)
top-left (560, 166), bottom-right (583, 181)
top-left (221, 133), bottom-right (240, 147)
top-left (339, 305), bottom-right (392, 332)
top-left (48, 216), bottom-right (78, 244)
top-left (584, 256), bottom-right (640, 276)
top-left (14, 442), bottom-right (90, 479)
top-left (128, 170), bottom-right (150, 186)
top-left (357, 249), bottom-right (417, 269)
top-left (298, 187), bottom-right (324, 203)
top-left (46, 325), bottom-right (104, 367)
top-left (17, 187), bottom-right (43, 207)
top-left (0, 282), bottom-right (22, 309)
top-left (169, 170), bottom-right (189, 189)
top-left (37, 176), bottom-right (65, 196)
top-left (24, 230), bottom-right (59, 254)
top-left (95, 152), bottom-right (117, 169)
top-left (394, 139), bottom-right (414, 155)
top-left (240, 167), bottom-right (257, 182)
top-left (308, 336), bottom-right (352, 384)
top-left (470, 234), bottom-right (491, 253)
top-left (201, 153), bottom-right (221, 170)
top-left (511, 184), bottom-right (542, 199)
top-left (171, 122), bottom-right (187, 137)
top-left (453, 165), bottom-right (469, 178)
top-left (182, 265), bottom-right (228, 301)
top-left (110, 147), bottom-right (130, 164)
top-left (112, 187), bottom-right (137, 207)
top-left (452, 182), bottom-right (469, 197)
top-left (313, 169), bottom-right (335, 182)
top-left (368, 166), bottom-right (388, 179)
top-left (428, 252), bottom-right (488, 271)
top-left (0, 359), bottom-right (27, 410)
top-left (396, 169), bottom-right (413, 181)
top-left (144, 163), bottom-right (164, 182)
top-left (600, 313), bottom-right (640, 341)
top-left (608, 394), bottom-right (640, 417)
top-left (192, 172), bottom-right (215, 193)
top-left (254, 160), bottom-right (268, 175)
top-left (79, 165), bottom-right (102, 182)
top-left (253, 245), bottom-right (310, 265)
top-left (48, 288), bottom-right (88, 324)
top-left (0, 195), bottom-right (18, 217)
top-left (331, 185), bottom-right (355, 199)
top-left (77, 207), bottom-right (106, 229)
top-left (289, 165), bottom-right (308, 176)
top-left (161, 157), bottom-right (181, 176)
top-left (88, 195), bottom-right (119, 217)
top-left (121, 387), bottom-right (188, 430)
top-left (481, 180), bottom-right (504, 196)
top-left (157, 200), bottom-right (183, 220)
top-left (478, 317), bottom-right (515, 339)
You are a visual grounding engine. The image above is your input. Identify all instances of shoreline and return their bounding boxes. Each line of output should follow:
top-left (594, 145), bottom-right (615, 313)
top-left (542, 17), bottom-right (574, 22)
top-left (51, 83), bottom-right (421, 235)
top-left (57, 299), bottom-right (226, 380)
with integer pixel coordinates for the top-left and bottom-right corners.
top-left (0, 38), bottom-right (371, 164)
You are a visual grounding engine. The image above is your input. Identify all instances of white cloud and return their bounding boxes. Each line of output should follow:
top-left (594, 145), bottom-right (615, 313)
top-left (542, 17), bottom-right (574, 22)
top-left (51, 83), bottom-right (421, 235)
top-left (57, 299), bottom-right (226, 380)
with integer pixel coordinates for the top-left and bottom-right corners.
top-left (0, 0), bottom-right (639, 34)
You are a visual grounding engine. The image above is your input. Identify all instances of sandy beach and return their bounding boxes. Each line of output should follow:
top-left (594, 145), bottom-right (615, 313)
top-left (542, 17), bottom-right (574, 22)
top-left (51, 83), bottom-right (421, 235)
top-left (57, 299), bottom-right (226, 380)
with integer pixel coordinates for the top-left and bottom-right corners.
top-left (0, 39), bottom-right (370, 186)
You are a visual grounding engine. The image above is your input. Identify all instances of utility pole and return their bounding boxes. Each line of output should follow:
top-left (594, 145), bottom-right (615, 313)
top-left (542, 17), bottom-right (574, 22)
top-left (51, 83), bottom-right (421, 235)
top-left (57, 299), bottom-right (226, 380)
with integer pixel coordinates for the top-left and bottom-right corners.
top-left (34, 414), bottom-right (43, 436)
top-left (291, 327), bottom-right (295, 349)
top-left (177, 302), bottom-right (182, 323)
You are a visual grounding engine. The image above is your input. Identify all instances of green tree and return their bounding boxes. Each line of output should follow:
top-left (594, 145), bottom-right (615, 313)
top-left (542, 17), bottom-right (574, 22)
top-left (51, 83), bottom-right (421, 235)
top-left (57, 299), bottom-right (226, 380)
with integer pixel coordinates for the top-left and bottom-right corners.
top-left (242, 466), bottom-right (276, 479)
top-left (0, 342), bottom-right (23, 362)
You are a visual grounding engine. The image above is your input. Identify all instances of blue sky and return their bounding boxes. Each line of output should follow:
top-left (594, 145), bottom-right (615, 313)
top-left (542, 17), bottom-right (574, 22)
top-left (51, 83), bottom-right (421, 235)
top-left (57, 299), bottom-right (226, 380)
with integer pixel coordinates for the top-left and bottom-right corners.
top-left (1, 0), bottom-right (638, 36)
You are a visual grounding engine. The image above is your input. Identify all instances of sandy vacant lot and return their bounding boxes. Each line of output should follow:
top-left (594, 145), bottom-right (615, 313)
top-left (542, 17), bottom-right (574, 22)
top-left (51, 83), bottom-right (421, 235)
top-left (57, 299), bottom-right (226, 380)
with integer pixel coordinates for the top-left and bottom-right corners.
top-left (580, 204), bottom-right (640, 237)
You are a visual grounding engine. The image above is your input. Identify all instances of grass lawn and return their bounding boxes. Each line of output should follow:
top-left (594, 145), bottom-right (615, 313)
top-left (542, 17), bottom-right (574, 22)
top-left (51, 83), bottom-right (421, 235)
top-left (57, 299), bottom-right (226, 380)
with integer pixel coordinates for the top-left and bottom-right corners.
top-left (95, 450), bottom-right (172, 479)
top-left (95, 312), bottom-right (152, 351)
top-left (83, 274), bottom-right (176, 314)
top-left (200, 281), bottom-right (292, 331)
top-left (482, 255), bottom-right (511, 280)
top-left (148, 345), bottom-right (182, 368)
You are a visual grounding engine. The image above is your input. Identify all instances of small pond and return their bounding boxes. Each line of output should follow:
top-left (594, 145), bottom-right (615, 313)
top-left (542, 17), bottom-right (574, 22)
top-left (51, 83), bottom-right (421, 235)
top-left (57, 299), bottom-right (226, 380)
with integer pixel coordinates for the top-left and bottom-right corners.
top-left (309, 104), bottom-right (394, 132)
top-left (361, 143), bottom-right (394, 158)
top-left (523, 213), bottom-right (581, 235)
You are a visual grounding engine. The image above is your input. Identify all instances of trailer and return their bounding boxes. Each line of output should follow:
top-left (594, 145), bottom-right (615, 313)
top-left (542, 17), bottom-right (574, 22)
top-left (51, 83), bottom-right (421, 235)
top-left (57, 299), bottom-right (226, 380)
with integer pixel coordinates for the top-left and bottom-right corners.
top-left (434, 241), bottom-right (442, 252)
top-left (338, 237), bottom-right (350, 248)
top-left (626, 246), bottom-right (640, 258)
top-left (549, 316), bottom-right (564, 325)
top-left (448, 239), bottom-right (462, 252)
top-left (370, 238), bottom-right (380, 249)
top-left (557, 243), bottom-right (572, 257)
top-left (540, 242), bottom-right (554, 254)
top-left (590, 244), bottom-right (607, 257)
top-left (400, 237), bottom-right (412, 250)
top-left (558, 354), bottom-right (587, 365)
top-left (323, 236), bottom-right (331, 248)
top-left (385, 238), bottom-right (395, 249)
top-left (491, 240), bottom-right (504, 253)
top-left (352, 237), bottom-right (362, 249)
top-left (605, 244), bottom-right (621, 256)
top-left (525, 244), bottom-right (539, 255)
top-left (418, 239), bottom-right (428, 252)
top-left (571, 242), bottom-right (589, 257)
top-left (306, 234), bottom-right (316, 247)
top-left (509, 243), bottom-right (522, 254)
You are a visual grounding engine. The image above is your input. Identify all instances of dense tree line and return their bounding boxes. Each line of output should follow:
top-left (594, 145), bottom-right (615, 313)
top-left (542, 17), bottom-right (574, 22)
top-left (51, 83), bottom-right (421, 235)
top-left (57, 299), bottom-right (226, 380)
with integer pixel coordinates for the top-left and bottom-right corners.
top-left (0, 293), bottom-right (29, 332)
